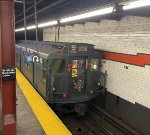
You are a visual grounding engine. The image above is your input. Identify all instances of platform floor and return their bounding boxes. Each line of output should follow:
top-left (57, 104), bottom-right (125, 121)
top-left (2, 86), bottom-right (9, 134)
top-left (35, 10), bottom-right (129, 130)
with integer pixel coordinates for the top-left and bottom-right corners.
top-left (16, 68), bottom-right (71, 135)
top-left (0, 69), bottom-right (71, 135)
top-left (16, 84), bottom-right (45, 135)
top-left (0, 85), bottom-right (45, 135)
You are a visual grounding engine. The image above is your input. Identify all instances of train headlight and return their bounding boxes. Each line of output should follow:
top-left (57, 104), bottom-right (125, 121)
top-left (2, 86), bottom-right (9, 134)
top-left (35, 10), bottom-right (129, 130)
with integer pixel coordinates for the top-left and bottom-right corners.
top-left (93, 64), bottom-right (97, 70)
top-left (53, 87), bottom-right (55, 91)
top-left (97, 82), bottom-right (101, 86)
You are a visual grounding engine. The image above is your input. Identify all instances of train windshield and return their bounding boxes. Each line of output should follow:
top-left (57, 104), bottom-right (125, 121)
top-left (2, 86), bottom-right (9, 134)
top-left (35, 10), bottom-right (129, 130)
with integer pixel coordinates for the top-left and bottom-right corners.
top-left (71, 59), bottom-right (99, 77)
top-left (72, 59), bottom-right (85, 78)
top-left (51, 58), bottom-right (65, 73)
top-left (90, 59), bottom-right (99, 71)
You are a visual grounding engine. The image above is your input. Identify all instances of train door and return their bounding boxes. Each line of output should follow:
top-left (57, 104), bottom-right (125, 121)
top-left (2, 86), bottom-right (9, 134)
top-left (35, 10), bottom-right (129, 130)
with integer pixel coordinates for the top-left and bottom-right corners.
top-left (48, 58), bottom-right (66, 103)
top-left (88, 59), bottom-right (100, 91)
top-left (69, 57), bottom-right (87, 97)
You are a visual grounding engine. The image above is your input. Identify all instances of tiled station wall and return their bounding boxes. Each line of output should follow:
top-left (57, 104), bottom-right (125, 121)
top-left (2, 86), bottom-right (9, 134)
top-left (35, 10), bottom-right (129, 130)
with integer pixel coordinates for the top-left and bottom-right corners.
top-left (43, 16), bottom-right (150, 109)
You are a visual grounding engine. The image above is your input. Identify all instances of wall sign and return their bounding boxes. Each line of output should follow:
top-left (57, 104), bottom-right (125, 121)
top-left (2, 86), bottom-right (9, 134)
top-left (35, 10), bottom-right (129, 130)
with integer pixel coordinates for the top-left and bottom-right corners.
top-left (2, 67), bottom-right (16, 80)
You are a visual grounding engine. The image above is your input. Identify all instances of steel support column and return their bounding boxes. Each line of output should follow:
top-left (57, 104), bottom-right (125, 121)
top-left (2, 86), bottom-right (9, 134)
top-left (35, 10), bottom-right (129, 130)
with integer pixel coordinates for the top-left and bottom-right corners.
top-left (0, 0), bottom-right (16, 135)
top-left (0, 8), bottom-right (2, 134)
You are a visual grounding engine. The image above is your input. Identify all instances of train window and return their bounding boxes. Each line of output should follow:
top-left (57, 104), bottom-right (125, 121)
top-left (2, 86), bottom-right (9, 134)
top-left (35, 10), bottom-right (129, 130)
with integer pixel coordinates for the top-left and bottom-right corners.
top-left (90, 59), bottom-right (99, 71)
top-left (72, 60), bottom-right (78, 78)
top-left (72, 60), bottom-right (84, 68)
top-left (43, 59), bottom-right (47, 81)
top-left (43, 59), bottom-right (47, 69)
top-left (16, 53), bottom-right (19, 58)
top-left (51, 59), bottom-right (65, 73)
top-left (72, 60), bottom-right (85, 78)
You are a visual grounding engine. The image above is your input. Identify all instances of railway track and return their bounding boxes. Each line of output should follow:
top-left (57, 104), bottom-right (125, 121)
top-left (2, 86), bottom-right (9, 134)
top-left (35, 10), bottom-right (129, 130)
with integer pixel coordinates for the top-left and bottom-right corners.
top-left (59, 103), bottom-right (142, 135)
top-left (90, 103), bottom-right (142, 135)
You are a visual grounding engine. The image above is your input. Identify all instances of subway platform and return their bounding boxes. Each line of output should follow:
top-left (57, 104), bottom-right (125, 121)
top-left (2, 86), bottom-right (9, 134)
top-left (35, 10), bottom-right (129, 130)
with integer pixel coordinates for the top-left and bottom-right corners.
top-left (16, 84), bottom-right (45, 135)
top-left (16, 69), bottom-right (71, 135)
top-left (0, 86), bottom-right (44, 135)
top-left (0, 69), bottom-right (72, 135)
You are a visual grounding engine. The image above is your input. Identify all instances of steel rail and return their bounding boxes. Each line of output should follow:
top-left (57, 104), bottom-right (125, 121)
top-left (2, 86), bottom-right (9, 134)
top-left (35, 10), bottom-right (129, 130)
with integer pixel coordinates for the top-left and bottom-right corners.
top-left (90, 103), bottom-right (142, 135)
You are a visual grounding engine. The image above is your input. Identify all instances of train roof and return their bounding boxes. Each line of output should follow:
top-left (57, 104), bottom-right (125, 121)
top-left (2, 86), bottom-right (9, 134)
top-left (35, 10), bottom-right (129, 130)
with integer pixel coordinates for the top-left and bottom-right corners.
top-left (16, 40), bottom-right (95, 57)
top-left (17, 40), bottom-right (95, 47)
top-left (47, 41), bottom-right (94, 46)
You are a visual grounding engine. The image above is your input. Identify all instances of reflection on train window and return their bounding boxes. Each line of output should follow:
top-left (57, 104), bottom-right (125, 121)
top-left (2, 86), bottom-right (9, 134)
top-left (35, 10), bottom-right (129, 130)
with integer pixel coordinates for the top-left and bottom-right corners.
top-left (91, 59), bottom-right (99, 71)
top-left (72, 60), bottom-right (85, 78)
top-left (43, 59), bottom-right (47, 81)
top-left (51, 59), bottom-right (65, 73)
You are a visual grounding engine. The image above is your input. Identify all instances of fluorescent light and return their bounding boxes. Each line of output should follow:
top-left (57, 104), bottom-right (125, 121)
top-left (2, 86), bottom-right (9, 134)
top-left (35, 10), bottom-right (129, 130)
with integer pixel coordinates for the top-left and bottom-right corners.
top-left (60, 7), bottom-right (113, 23)
top-left (38, 20), bottom-right (58, 28)
top-left (15, 20), bottom-right (58, 32)
top-left (27, 25), bottom-right (36, 30)
top-left (15, 6), bottom-right (114, 32)
top-left (123, 0), bottom-right (150, 10)
top-left (14, 0), bottom-right (23, 3)
top-left (15, 27), bottom-right (25, 32)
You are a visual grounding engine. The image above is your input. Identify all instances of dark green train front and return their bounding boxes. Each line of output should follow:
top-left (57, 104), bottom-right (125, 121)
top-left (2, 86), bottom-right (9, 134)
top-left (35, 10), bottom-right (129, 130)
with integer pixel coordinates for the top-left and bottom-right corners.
top-left (16, 41), bottom-right (105, 115)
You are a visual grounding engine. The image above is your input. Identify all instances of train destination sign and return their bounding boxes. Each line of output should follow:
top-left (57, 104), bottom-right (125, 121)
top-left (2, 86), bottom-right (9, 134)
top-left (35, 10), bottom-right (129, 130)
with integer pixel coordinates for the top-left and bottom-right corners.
top-left (2, 67), bottom-right (16, 80)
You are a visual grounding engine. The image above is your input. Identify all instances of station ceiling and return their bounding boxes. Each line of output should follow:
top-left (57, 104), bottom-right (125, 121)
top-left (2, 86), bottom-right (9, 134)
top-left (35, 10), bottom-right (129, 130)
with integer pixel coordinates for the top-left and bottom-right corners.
top-left (15, 0), bottom-right (150, 27)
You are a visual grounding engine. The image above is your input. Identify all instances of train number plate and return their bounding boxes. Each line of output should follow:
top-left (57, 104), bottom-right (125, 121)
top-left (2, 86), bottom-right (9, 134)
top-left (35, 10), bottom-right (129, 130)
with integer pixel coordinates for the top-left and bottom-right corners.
top-left (2, 67), bottom-right (16, 80)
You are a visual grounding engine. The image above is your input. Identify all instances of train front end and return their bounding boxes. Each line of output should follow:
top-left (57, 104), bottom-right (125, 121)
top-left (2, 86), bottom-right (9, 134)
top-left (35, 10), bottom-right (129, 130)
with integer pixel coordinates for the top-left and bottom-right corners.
top-left (47, 43), bottom-right (105, 115)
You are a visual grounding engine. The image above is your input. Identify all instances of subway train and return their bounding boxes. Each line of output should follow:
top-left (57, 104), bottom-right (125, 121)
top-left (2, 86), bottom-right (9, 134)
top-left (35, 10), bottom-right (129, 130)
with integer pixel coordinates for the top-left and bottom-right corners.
top-left (16, 40), bottom-right (105, 116)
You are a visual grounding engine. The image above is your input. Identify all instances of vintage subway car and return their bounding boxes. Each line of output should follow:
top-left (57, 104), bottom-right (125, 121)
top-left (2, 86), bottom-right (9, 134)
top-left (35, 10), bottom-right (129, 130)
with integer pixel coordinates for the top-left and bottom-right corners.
top-left (16, 41), bottom-right (105, 115)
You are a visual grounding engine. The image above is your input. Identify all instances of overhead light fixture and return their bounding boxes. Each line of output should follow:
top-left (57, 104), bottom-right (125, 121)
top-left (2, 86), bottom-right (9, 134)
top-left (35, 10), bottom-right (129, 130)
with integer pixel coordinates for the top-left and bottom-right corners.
top-left (26, 25), bottom-right (36, 30)
top-left (15, 6), bottom-right (114, 32)
top-left (14, 0), bottom-right (23, 3)
top-left (60, 7), bottom-right (114, 23)
top-left (15, 20), bottom-right (58, 32)
top-left (38, 20), bottom-right (58, 28)
top-left (15, 27), bottom-right (25, 32)
top-left (123, 0), bottom-right (150, 10)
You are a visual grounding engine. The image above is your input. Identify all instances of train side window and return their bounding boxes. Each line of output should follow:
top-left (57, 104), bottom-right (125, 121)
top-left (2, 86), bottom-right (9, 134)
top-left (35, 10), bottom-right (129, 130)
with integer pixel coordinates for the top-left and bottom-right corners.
top-left (51, 59), bottom-right (65, 73)
top-left (43, 59), bottom-right (47, 81)
top-left (16, 51), bottom-right (19, 58)
top-left (43, 59), bottom-right (47, 69)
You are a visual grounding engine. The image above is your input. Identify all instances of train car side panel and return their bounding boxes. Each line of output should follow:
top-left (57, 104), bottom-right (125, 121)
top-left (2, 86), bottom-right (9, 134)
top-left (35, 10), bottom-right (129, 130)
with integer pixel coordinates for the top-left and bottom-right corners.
top-left (34, 56), bottom-right (47, 100)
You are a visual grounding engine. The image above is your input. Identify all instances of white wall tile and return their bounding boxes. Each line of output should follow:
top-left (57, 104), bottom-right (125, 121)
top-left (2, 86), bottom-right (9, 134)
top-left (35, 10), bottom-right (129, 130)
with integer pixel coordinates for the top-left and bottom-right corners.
top-left (43, 15), bottom-right (150, 109)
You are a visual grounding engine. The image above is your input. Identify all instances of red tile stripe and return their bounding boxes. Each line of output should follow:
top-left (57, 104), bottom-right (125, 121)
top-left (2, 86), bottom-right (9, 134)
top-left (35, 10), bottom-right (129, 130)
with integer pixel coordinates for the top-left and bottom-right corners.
top-left (101, 51), bottom-right (150, 67)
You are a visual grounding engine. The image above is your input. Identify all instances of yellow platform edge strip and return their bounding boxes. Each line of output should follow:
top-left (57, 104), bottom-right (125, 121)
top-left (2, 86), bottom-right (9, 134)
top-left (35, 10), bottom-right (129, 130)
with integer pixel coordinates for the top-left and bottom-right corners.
top-left (16, 68), bottom-right (72, 135)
